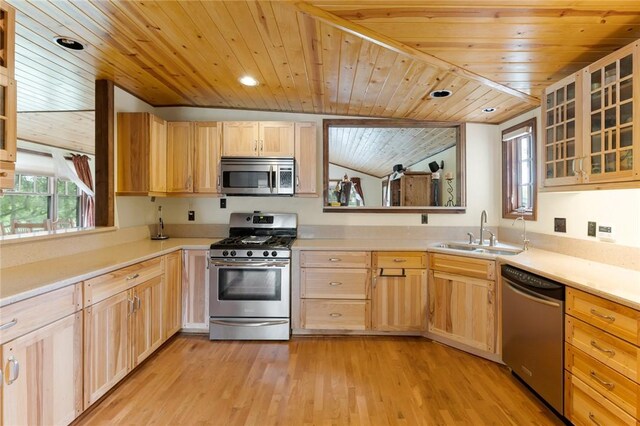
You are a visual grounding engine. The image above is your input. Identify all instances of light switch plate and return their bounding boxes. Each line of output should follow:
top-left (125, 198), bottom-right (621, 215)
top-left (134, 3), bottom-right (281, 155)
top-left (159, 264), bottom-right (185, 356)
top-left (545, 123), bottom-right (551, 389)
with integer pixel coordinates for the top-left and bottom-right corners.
top-left (587, 221), bottom-right (596, 237)
top-left (188, 210), bottom-right (195, 221)
top-left (554, 218), bottom-right (566, 233)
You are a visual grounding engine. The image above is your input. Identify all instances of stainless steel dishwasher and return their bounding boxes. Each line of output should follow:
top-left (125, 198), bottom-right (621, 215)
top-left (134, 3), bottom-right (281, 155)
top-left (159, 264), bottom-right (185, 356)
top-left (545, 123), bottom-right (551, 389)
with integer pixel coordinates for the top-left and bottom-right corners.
top-left (501, 264), bottom-right (565, 415)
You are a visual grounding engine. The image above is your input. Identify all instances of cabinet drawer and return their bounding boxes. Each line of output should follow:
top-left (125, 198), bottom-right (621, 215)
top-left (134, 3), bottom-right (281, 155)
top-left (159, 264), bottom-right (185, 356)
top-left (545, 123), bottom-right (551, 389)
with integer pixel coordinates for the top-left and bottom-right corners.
top-left (0, 160), bottom-right (15, 189)
top-left (301, 300), bottom-right (370, 330)
top-left (300, 251), bottom-right (371, 268)
top-left (0, 283), bottom-right (82, 345)
top-left (373, 251), bottom-right (427, 269)
top-left (567, 288), bottom-right (640, 346)
top-left (301, 268), bottom-right (369, 299)
top-left (566, 343), bottom-right (640, 419)
top-left (429, 253), bottom-right (495, 280)
top-left (566, 316), bottom-right (639, 383)
top-left (84, 257), bottom-right (163, 306)
top-left (565, 372), bottom-right (638, 426)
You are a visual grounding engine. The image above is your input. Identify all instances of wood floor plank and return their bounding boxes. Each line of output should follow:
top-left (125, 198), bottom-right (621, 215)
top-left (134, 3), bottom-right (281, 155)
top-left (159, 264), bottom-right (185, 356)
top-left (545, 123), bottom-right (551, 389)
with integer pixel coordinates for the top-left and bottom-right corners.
top-left (74, 335), bottom-right (563, 425)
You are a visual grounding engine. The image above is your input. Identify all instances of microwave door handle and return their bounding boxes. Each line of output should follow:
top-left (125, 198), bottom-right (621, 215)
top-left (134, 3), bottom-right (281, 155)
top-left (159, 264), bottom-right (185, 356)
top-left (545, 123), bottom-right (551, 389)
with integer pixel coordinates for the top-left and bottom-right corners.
top-left (269, 165), bottom-right (274, 193)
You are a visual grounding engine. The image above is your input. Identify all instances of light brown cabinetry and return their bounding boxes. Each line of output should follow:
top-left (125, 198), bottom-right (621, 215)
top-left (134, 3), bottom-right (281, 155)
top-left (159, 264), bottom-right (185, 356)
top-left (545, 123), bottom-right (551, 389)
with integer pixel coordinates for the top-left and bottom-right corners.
top-left (542, 40), bottom-right (640, 188)
top-left (2, 312), bottom-right (83, 426)
top-left (163, 251), bottom-right (182, 339)
top-left (0, 283), bottom-right (83, 426)
top-left (300, 251), bottom-right (371, 331)
top-left (166, 121), bottom-right (194, 193)
top-left (565, 287), bottom-right (640, 424)
top-left (427, 253), bottom-right (497, 353)
top-left (388, 172), bottom-right (432, 206)
top-left (294, 122), bottom-right (317, 195)
top-left (372, 252), bottom-right (427, 332)
top-left (117, 112), bottom-right (167, 195)
top-left (0, 1), bottom-right (16, 177)
top-left (222, 121), bottom-right (294, 157)
top-left (194, 121), bottom-right (221, 193)
top-left (182, 249), bottom-right (210, 331)
top-left (132, 275), bottom-right (164, 366)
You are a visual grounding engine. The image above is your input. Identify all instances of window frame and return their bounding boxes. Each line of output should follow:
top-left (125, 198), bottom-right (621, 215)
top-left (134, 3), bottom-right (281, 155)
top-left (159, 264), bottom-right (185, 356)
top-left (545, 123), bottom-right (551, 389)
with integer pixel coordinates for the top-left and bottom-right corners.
top-left (502, 118), bottom-right (538, 220)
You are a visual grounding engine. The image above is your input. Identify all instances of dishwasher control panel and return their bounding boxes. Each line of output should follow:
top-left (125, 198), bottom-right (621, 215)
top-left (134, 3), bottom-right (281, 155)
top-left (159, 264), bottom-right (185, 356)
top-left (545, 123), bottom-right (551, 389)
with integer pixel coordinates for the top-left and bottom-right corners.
top-left (501, 265), bottom-right (565, 299)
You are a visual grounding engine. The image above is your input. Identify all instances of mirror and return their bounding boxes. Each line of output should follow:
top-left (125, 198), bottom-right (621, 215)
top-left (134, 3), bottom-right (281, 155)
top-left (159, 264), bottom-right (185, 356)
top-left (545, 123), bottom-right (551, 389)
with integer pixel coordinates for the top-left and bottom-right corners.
top-left (323, 119), bottom-right (466, 213)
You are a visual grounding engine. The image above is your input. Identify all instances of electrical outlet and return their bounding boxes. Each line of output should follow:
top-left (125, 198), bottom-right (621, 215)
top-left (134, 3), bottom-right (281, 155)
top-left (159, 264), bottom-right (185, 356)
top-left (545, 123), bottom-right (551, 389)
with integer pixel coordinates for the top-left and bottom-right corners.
top-left (188, 210), bottom-right (195, 221)
top-left (554, 217), bottom-right (566, 233)
top-left (421, 214), bottom-right (428, 224)
top-left (220, 198), bottom-right (227, 209)
top-left (587, 221), bottom-right (596, 237)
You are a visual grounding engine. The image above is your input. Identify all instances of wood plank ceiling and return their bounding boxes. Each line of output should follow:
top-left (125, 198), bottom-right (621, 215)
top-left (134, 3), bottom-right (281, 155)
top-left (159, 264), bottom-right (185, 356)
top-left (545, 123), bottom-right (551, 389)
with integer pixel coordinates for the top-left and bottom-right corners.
top-left (8, 1), bottom-right (640, 124)
top-left (329, 126), bottom-right (456, 178)
top-left (17, 111), bottom-right (95, 155)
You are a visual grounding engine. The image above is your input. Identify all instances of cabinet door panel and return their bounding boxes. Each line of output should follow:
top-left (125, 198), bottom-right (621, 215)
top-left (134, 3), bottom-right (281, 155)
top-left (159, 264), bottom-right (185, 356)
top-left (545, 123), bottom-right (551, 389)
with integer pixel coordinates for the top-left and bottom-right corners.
top-left (164, 251), bottom-right (183, 340)
top-left (222, 122), bottom-right (258, 156)
top-left (259, 121), bottom-right (294, 156)
top-left (84, 291), bottom-right (131, 408)
top-left (2, 313), bottom-right (82, 426)
top-left (166, 121), bottom-right (193, 193)
top-left (133, 275), bottom-right (164, 366)
top-left (182, 250), bottom-right (210, 331)
top-left (373, 269), bottom-right (426, 331)
top-left (149, 115), bottom-right (167, 193)
top-left (194, 121), bottom-right (221, 193)
top-left (294, 122), bottom-right (316, 195)
top-left (428, 271), bottom-right (496, 352)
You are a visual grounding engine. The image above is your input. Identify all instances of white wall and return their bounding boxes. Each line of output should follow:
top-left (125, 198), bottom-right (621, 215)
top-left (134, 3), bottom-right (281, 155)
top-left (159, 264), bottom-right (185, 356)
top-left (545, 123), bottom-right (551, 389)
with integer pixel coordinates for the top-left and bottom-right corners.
top-left (113, 89), bottom-right (501, 230)
top-left (498, 108), bottom-right (640, 248)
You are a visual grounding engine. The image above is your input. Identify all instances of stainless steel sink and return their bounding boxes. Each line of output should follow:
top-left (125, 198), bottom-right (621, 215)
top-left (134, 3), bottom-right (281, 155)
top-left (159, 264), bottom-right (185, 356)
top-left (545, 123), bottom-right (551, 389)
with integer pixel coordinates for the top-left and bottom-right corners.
top-left (436, 241), bottom-right (523, 256)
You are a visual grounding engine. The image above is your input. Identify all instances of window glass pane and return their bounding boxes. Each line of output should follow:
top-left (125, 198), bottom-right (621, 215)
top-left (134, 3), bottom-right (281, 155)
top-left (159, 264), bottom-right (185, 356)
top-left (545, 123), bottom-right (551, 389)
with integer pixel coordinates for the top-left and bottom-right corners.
top-left (556, 88), bottom-right (564, 105)
top-left (605, 152), bottom-right (616, 173)
top-left (546, 93), bottom-right (554, 109)
top-left (620, 150), bottom-right (633, 171)
top-left (0, 195), bottom-right (50, 231)
top-left (555, 161), bottom-right (565, 177)
top-left (556, 143), bottom-right (564, 160)
top-left (591, 91), bottom-right (601, 112)
top-left (20, 175), bottom-right (35, 193)
top-left (567, 121), bottom-right (575, 139)
top-left (546, 145), bottom-right (553, 161)
top-left (567, 82), bottom-right (575, 100)
top-left (604, 62), bottom-right (617, 85)
top-left (555, 125), bottom-right (564, 141)
top-left (57, 196), bottom-right (79, 227)
top-left (620, 127), bottom-right (633, 148)
top-left (605, 107), bottom-right (616, 129)
top-left (591, 134), bottom-right (602, 153)
top-left (620, 79), bottom-right (633, 102)
top-left (521, 161), bottom-right (531, 185)
top-left (68, 182), bottom-right (78, 195)
top-left (35, 177), bottom-right (49, 193)
top-left (591, 70), bottom-right (601, 91)
top-left (56, 180), bottom-right (65, 194)
top-left (620, 102), bottom-right (633, 125)
top-left (546, 163), bottom-right (553, 178)
top-left (567, 140), bottom-right (575, 158)
top-left (520, 137), bottom-right (530, 160)
top-left (611, 129), bottom-right (617, 150)
top-left (591, 155), bottom-right (601, 174)
top-left (620, 54), bottom-right (633, 79)
top-left (591, 112), bottom-right (601, 132)
top-left (546, 127), bottom-right (554, 144)
top-left (567, 101), bottom-right (575, 120)
top-left (547, 109), bottom-right (555, 126)
top-left (520, 185), bottom-right (530, 209)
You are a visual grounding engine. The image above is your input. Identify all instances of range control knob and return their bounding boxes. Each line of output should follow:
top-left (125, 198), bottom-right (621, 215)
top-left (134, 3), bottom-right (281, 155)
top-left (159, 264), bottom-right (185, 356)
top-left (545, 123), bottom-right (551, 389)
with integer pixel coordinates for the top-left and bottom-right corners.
top-left (222, 250), bottom-right (229, 256)
top-left (230, 250), bottom-right (236, 257)
top-left (271, 251), bottom-right (278, 257)
top-left (263, 251), bottom-right (270, 257)
top-left (247, 251), bottom-right (253, 257)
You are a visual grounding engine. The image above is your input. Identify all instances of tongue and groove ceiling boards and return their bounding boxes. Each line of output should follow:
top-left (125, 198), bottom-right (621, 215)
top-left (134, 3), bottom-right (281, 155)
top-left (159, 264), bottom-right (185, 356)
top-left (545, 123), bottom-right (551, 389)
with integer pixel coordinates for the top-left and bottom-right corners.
top-left (8, 1), bottom-right (640, 125)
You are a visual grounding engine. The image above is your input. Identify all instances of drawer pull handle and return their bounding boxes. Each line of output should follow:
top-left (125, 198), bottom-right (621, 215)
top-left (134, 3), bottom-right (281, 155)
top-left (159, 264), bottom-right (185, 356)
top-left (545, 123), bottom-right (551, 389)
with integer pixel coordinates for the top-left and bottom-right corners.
top-left (588, 412), bottom-right (601, 426)
top-left (590, 308), bottom-right (615, 322)
top-left (590, 340), bottom-right (616, 357)
top-left (329, 282), bottom-right (342, 286)
top-left (0, 318), bottom-right (17, 330)
top-left (126, 273), bottom-right (140, 280)
top-left (328, 258), bottom-right (341, 262)
top-left (0, 172), bottom-right (7, 177)
top-left (7, 356), bottom-right (19, 385)
top-left (128, 298), bottom-right (135, 315)
top-left (393, 258), bottom-right (407, 263)
top-left (589, 370), bottom-right (615, 390)
top-left (329, 313), bottom-right (342, 318)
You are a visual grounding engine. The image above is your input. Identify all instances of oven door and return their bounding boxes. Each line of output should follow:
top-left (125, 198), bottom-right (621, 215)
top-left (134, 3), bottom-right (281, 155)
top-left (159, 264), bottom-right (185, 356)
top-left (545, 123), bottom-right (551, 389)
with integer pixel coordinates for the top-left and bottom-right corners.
top-left (209, 258), bottom-right (290, 318)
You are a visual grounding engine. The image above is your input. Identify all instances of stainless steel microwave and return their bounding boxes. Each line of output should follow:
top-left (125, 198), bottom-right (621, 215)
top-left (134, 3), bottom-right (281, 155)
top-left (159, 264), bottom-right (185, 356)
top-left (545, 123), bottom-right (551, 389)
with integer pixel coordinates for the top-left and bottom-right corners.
top-left (220, 157), bottom-right (295, 196)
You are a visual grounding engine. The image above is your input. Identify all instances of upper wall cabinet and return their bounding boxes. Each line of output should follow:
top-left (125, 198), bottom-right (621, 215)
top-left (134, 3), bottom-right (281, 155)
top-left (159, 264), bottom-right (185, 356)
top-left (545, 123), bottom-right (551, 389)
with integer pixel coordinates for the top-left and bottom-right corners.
top-left (166, 121), bottom-right (194, 193)
top-left (542, 40), bottom-right (639, 188)
top-left (194, 122), bottom-right (221, 194)
top-left (294, 122), bottom-right (317, 196)
top-left (222, 121), bottom-right (294, 157)
top-left (117, 112), bottom-right (167, 195)
top-left (0, 1), bottom-right (16, 181)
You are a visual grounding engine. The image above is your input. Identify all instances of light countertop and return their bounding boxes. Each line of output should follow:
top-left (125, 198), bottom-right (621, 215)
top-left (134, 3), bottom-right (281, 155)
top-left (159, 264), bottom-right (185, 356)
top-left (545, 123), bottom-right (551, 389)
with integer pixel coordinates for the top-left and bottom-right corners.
top-left (0, 238), bottom-right (214, 307)
top-left (2, 237), bottom-right (639, 312)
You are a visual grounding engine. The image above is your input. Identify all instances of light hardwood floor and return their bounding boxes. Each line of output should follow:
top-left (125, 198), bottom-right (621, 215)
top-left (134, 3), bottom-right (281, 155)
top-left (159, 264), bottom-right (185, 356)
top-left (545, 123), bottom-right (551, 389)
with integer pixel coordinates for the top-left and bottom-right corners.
top-left (75, 335), bottom-right (562, 425)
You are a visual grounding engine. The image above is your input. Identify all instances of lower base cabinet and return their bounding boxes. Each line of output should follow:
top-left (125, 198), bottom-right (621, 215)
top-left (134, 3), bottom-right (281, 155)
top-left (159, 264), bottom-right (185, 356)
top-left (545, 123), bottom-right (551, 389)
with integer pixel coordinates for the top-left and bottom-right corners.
top-left (182, 250), bottom-right (210, 331)
top-left (163, 251), bottom-right (182, 339)
top-left (2, 312), bottom-right (83, 426)
top-left (133, 275), bottom-right (164, 366)
top-left (372, 269), bottom-right (426, 331)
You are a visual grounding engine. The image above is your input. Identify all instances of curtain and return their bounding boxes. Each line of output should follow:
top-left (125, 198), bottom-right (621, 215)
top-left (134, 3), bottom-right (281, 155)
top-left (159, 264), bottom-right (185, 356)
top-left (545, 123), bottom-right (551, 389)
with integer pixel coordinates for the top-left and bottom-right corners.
top-left (350, 177), bottom-right (365, 206)
top-left (71, 154), bottom-right (95, 228)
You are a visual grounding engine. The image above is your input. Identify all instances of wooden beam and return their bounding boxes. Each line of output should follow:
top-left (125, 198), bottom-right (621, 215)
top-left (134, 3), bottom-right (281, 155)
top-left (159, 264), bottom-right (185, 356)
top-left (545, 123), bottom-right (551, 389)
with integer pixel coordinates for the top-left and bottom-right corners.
top-left (95, 79), bottom-right (114, 227)
top-left (294, 2), bottom-right (540, 105)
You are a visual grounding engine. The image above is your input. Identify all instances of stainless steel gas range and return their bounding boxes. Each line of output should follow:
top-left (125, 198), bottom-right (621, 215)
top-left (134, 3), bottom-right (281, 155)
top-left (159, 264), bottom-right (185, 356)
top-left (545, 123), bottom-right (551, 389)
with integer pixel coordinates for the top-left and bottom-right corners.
top-left (208, 212), bottom-right (296, 340)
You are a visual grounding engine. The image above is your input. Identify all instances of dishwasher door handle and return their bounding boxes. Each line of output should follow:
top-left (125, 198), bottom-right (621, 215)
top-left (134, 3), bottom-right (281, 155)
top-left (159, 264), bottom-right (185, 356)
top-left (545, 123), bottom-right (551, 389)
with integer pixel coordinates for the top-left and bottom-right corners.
top-left (505, 280), bottom-right (561, 308)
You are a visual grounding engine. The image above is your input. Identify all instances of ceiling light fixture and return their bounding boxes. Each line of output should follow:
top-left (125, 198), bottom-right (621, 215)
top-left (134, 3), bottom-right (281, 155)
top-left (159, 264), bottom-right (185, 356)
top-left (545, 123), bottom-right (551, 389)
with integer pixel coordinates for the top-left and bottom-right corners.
top-left (54, 36), bottom-right (85, 51)
top-left (429, 89), bottom-right (452, 99)
top-left (239, 76), bottom-right (259, 87)
top-left (482, 107), bottom-right (497, 113)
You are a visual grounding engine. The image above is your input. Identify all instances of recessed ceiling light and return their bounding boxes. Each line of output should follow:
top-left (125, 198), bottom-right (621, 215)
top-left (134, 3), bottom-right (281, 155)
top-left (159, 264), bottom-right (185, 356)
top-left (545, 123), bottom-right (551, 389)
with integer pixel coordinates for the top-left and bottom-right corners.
top-left (482, 107), bottom-right (497, 113)
top-left (53, 36), bottom-right (85, 51)
top-left (239, 76), bottom-right (259, 87)
top-left (429, 89), bottom-right (452, 99)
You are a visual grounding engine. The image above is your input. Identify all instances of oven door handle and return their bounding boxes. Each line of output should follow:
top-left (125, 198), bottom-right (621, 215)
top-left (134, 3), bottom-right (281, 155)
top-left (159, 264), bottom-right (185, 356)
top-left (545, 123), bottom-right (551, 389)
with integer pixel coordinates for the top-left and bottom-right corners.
top-left (211, 319), bottom-right (289, 327)
top-left (212, 261), bottom-right (289, 268)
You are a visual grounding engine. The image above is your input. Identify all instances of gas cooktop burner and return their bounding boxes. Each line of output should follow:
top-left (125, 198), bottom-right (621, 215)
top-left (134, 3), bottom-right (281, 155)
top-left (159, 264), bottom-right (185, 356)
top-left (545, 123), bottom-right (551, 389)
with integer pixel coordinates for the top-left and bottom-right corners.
top-left (211, 235), bottom-right (295, 250)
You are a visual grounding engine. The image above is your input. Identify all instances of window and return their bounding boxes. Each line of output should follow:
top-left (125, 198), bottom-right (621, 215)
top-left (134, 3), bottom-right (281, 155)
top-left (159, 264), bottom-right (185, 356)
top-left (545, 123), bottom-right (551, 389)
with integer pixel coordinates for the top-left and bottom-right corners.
top-left (502, 118), bottom-right (537, 220)
top-left (0, 174), bottom-right (81, 234)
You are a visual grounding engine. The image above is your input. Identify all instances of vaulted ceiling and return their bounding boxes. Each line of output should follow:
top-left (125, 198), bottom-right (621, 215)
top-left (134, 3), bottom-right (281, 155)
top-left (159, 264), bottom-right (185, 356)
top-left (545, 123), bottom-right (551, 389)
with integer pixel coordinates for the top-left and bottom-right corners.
top-left (9, 1), bottom-right (640, 125)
